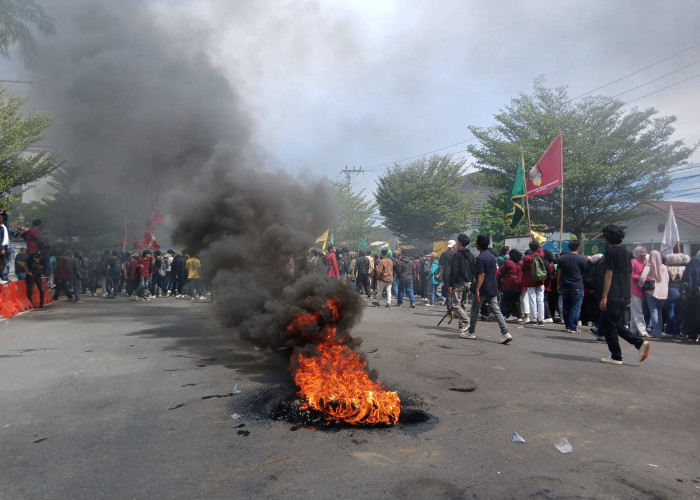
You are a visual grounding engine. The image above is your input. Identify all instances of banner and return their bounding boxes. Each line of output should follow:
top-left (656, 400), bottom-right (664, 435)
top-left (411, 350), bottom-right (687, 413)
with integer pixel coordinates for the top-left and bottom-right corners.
top-left (506, 153), bottom-right (527, 231)
top-left (315, 229), bottom-right (329, 251)
top-left (526, 133), bottom-right (563, 198)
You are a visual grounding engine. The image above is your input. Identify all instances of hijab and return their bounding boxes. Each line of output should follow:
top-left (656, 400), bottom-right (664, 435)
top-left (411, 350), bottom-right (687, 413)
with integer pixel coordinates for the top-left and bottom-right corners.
top-left (647, 250), bottom-right (665, 282)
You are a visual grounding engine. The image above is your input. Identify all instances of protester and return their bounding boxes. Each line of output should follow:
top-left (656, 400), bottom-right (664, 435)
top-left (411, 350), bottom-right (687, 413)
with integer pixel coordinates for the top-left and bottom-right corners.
top-left (72, 251), bottom-right (84, 303)
top-left (446, 233), bottom-right (476, 334)
top-left (599, 224), bottom-right (650, 365)
top-left (0, 217), bottom-right (9, 282)
top-left (522, 241), bottom-right (546, 326)
top-left (500, 248), bottom-right (523, 322)
top-left (680, 256), bottom-right (700, 341)
top-left (185, 251), bottom-right (202, 298)
top-left (14, 247), bottom-right (27, 281)
top-left (629, 246), bottom-right (648, 337)
top-left (52, 251), bottom-right (74, 301)
top-left (664, 253), bottom-right (687, 337)
top-left (354, 249), bottom-right (372, 299)
top-left (373, 248), bottom-right (393, 308)
top-left (134, 250), bottom-right (152, 300)
top-left (25, 252), bottom-right (45, 307)
top-left (639, 250), bottom-right (668, 339)
top-left (395, 250), bottom-right (416, 308)
top-left (426, 252), bottom-right (444, 307)
top-left (462, 235), bottom-right (513, 344)
top-left (556, 240), bottom-right (587, 333)
top-left (21, 219), bottom-right (45, 259)
top-left (105, 250), bottom-right (120, 298)
top-left (326, 244), bottom-right (340, 279)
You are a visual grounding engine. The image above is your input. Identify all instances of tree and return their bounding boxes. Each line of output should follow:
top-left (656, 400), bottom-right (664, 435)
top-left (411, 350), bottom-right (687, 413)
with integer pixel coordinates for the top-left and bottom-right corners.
top-left (468, 78), bottom-right (695, 239)
top-left (0, 86), bottom-right (55, 208)
top-left (328, 181), bottom-right (378, 249)
top-left (470, 194), bottom-right (512, 248)
top-left (0, 0), bottom-right (55, 62)
top-left (375, 155), bottom-right (475, 243)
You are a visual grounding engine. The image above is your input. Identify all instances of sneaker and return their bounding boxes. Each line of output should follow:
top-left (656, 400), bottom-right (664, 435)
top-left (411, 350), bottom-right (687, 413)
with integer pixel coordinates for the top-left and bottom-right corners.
top-left (590, 325), bottom-right (598, 335)
top-left (74, 300), bottom-right (84, 304)
top-left (505, 316), bottom-right (518, 323)
top-left (425, 304), bottom-right (434, 307)
top-left (396, 303), bottom-right (403, 307)
top-left (518, 317), bottom-right (527, 323)
top-left (410, 303), bottom-right (415, 308)
top-left (568, 329), bottom-right (582, 334)
top-left (459, 332), bottom-right (476, 339)
top-left (600, 357), bottom-right (623, 365)
top-left (595, 337), bottom-right (606, 343)
top-left (200, 296), bottom-right (207, 300)
top-left (537, 321), bottom-right (544, 327)
top-left (499, 332), bottom-right (513, 344)
top-left (458, 324), bottom-right (469, 333)
top-left (543, 318), bottom-right (554, 323)
top-left (638, 341), bottom-right (650, 362)
top-left (372, 301), bottom-right (380, 307)
top-left (132, 295), bottom-right (140, 301)
top-left (385, 304), bottom-right (391, 308)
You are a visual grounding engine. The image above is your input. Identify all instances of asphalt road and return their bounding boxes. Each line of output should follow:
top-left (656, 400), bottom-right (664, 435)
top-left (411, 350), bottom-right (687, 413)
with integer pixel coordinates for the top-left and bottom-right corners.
top-left (1, 293), bottom-right (699, 500)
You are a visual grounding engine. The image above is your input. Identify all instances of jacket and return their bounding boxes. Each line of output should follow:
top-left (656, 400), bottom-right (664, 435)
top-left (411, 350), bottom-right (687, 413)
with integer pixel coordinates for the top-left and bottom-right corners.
top-left (499, 259), bottom-right (522, 292)
top-left (522, 247), bottom-right (545, 288)
top-left (448, 248), bottom-right (475, 287)
top-left (395, 255), bottom-right (415, 282)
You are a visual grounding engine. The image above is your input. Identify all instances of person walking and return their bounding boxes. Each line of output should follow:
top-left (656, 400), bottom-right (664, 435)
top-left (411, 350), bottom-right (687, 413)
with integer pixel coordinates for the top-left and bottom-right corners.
top-left (639, 250), bottom-right (668, 339)
top-left (395, 250), bottom-right (416, 308)
top-left (447, 234), bottom-right (476, 334)
top-left (427, 252), bottom-right (444, 306)
top-left (354, 249), bottom-right (372, 299)
top-left (439, 240), bottom-right (457, 314)
top-left (599, 224), bottom-right (650, 365)
top-left (72, 251), bottom-right (84, 303)
top-left (556, 240), bottom-right (588, 333)
top-left (462, 235), bottom-right (513, 344)
top-left (373, 248), bottom-right (393, 308)
top-left (52, 251), bottom-right (74, 301)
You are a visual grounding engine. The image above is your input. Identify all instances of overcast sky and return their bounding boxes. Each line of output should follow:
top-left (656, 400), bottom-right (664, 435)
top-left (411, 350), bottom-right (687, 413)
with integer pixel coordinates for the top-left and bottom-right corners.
top-left (4, 0), bottom-right (700, 200)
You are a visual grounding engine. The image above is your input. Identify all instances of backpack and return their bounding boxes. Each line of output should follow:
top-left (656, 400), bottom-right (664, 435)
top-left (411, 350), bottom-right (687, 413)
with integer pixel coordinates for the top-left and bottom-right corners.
top-left (531, 254), bottom-right (548, 282)
top-left (434, 264), bottom-right (442, 281)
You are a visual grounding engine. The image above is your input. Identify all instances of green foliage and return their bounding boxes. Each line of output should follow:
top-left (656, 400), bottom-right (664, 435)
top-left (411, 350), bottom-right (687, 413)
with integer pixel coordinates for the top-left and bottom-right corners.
top-left (328, 181), bottom-right (378, 249)
top-left (0, 0), bottom-right (55, 62)
top-left (468, 77), bottom-right (695, 238)
top-left (0, 86), bottom-right (55, 207)
top-left (375, 155), bottom-right (475, 243)
top-left (469, 193), bottom-right (515, 248)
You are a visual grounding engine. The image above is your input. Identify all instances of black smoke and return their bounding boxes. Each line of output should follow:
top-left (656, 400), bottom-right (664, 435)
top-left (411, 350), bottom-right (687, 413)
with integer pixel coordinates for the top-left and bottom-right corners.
top-left (28, 0), bottom-right (364, 349)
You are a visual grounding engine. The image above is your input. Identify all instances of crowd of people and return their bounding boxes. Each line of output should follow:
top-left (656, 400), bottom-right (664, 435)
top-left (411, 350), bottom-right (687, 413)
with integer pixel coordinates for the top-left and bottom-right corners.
top-left (315, 224), bottom-right (700, 364)
top-left (2, 218), bottom-right (209, 307)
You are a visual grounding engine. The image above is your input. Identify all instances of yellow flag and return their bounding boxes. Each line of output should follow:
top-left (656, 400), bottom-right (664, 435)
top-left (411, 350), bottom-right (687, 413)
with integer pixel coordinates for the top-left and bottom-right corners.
top-left (315, 229), bottom-right (329, 251)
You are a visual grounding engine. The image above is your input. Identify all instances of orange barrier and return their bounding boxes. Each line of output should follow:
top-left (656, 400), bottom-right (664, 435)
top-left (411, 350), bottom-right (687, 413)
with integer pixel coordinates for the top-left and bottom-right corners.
top-left (0, 278), bottom-right (54, 318)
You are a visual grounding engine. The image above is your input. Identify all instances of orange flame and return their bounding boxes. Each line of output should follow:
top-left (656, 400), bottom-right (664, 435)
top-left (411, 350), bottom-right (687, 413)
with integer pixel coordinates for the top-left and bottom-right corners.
top-left (288, 298), bottom-right (401, 425)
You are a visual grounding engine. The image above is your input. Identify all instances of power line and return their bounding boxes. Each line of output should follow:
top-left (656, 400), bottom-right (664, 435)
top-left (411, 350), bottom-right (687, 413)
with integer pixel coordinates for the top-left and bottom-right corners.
top-left (622, 71), bottom-right (700, 105)
top-left (570, 40), bottom-right (700, 101)
top-left (609, 59), bottom-right (700, 99)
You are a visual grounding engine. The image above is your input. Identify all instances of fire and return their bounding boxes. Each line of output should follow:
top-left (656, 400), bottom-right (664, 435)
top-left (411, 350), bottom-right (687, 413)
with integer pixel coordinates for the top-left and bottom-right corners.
top-left (287, 298), bottom-right (401, 425)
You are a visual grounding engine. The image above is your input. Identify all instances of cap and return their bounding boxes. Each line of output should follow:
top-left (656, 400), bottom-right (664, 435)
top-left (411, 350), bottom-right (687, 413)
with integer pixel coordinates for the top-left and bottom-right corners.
top-left (447, 239), bottom-right (456, 248)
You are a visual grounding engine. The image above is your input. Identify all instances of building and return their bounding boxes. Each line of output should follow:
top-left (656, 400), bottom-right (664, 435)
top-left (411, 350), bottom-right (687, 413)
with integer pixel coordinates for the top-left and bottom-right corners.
top-left (616, 201), bottom-right (700, 255)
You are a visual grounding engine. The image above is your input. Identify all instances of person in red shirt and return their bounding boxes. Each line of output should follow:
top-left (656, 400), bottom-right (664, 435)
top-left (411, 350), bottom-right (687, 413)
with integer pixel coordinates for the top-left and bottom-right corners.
top-left (326, 245), bottom-right (340, 279)
top-left (522, 241), bottom-right (546, 325)
top-left (133, 250), bottom-right (152, 300)
top-left (21, 219), bottom-right (45, 257)
top-left (499, 249), bottom-right (523, 321)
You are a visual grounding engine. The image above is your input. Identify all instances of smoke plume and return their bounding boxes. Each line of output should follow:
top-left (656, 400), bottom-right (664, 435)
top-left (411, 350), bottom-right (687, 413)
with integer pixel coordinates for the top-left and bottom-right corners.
top-left (29, 0), bottom-right (364, 349)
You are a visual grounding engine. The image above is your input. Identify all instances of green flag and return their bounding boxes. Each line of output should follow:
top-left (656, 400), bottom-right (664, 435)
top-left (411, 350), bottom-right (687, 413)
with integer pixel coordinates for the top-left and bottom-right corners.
top-left (506, 153), bottom-right (527, 232)
top-left (357, 235), bottom-right (367, 251)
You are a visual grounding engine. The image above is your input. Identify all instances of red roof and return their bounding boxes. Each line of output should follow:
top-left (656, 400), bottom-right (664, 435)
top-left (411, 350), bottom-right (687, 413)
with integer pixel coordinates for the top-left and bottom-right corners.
top-left (647, 201), bottom-right (700, 229)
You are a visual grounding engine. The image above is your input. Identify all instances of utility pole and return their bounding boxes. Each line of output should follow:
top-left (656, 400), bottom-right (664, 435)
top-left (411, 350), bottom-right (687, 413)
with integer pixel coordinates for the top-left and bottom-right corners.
top-left (340, 165), bottom-right (363, 188)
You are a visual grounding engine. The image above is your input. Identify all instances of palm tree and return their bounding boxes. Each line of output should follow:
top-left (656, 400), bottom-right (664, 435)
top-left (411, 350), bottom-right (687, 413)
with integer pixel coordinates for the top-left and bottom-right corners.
top-left (0, 0), bottom-right (55, 62)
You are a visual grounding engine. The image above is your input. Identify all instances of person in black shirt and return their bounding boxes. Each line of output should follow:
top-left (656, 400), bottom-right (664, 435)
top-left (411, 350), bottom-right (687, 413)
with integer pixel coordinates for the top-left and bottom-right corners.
top-left (599, 224), bottom-right (650, 365)
top-left (25, 252), bottom-right (45, 307)
top-left (447, 233), bottom-right (475, 334)
top-left (462, 234), bottom-right (513, 344)
top-left (556, 240), bottom-right (588, 333)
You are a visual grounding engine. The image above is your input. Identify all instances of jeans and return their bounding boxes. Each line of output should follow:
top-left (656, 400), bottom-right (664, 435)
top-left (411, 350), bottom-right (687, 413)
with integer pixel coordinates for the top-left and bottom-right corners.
top-left (502, 291), bottom-right (521, 318)
top-left (187, 278), bottom-right (201, 297)
top-left (396, 280), bottom-right (415, 305)
top-left (2, 244), bottom-right (13, 280)
top-left (527, 285), bottom-right (545, 322)
top-left (561, 288), bottom-right (584, 331)
top-left (645, 292), bottom-right (665, 338)
top-left (452, 282), bottom-right (472, 328)
top-left (429, 283), bottom-right (444, 305)
top-left (355, 273), bottom-right (371, 298)
top-left (469, 294), bottom-right (509, 335)
top-left (26, 274), bottom-right (44, 306)
top-left (629, 295), bottom-right (646, 335)
top-left (106, 275), bottom-right (119, 297)
top-left (392, 277), bottom-right (399, 299)
top-left (135, 276), bottom-right (150, 298)
top-left (72, 278), bottom-right (82, 302)
top-left (604, 298), bottom-right (644, 361)
top-left (663, 287), bottom-right (682, 336)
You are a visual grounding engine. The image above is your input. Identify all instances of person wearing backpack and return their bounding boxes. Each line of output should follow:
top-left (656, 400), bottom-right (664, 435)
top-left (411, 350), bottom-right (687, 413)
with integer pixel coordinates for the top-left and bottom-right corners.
top-left (522, 240), bottom-right (546, 326)
top-left (426, 252), bottom-right (445, 306)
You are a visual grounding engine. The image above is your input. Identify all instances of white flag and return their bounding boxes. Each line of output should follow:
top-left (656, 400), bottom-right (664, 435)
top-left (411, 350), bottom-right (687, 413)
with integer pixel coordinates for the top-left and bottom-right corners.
top-left (660, 205), bottom-right (680, 256)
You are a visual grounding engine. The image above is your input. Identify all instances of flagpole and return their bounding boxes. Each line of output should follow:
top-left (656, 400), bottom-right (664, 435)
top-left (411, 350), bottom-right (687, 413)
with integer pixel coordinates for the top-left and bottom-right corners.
top-left (522, 149), bottom-right (533, 239)
top-left (559, 132), bottom-right (564, 255)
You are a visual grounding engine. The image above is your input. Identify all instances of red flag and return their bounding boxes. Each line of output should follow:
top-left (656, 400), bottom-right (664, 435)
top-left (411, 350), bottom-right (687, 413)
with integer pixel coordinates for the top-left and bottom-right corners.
top-left (151, 237), bottom-right (161, 251)
top-left (525, 133), bottom-right (563, 198)
top-left (143, 231), bottom-right (152, 246)
top-left (152, 210), bottom-right (164, 225)
top-left (133, 238), bottom-right (142, 250)
top-left (145, 218), bottom-right (155, 235)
